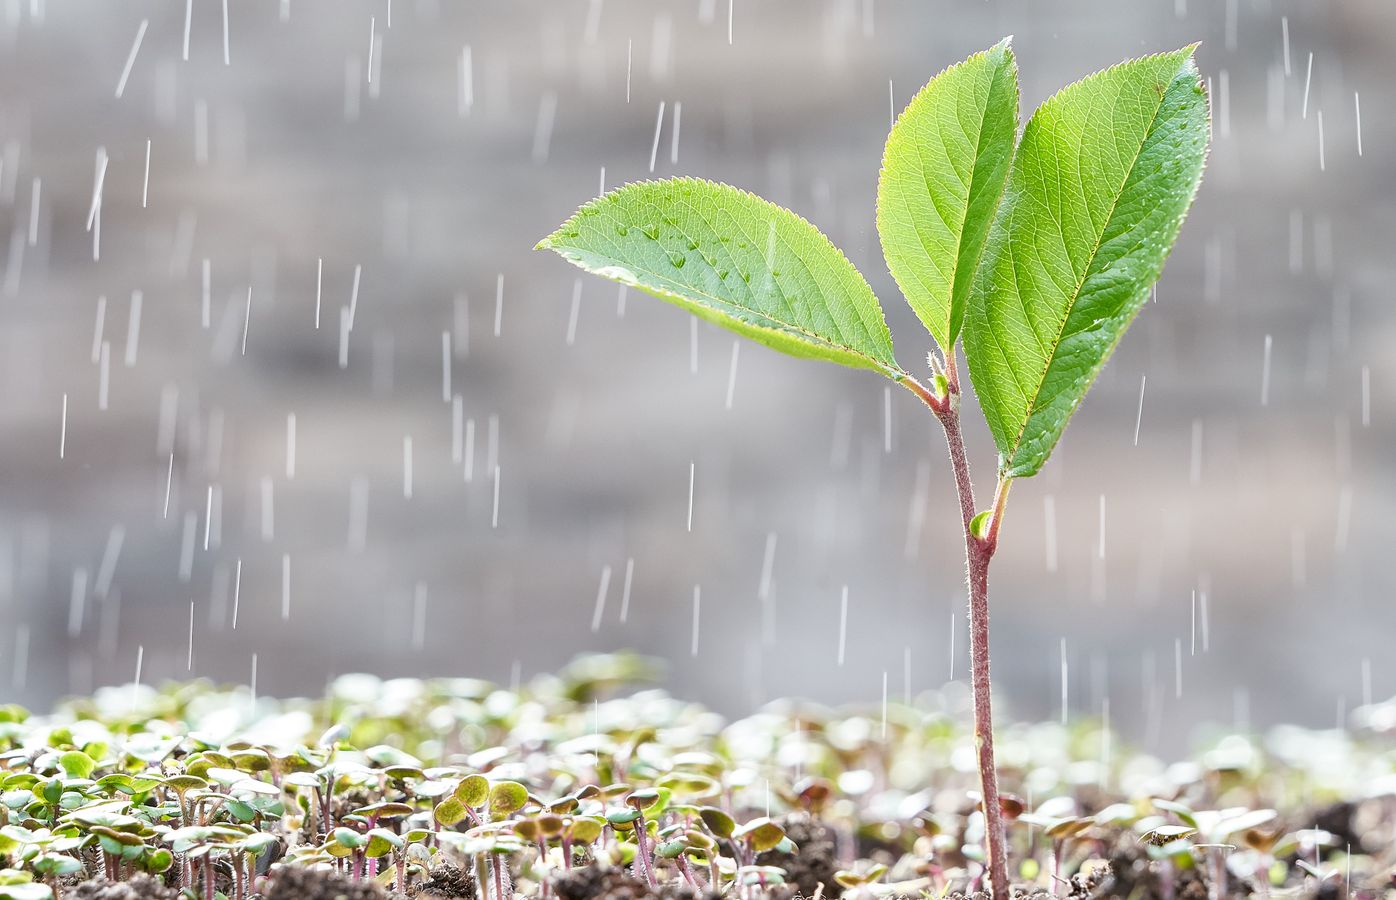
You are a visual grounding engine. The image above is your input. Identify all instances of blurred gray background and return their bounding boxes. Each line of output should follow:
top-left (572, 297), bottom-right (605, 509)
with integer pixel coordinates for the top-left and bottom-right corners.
top-left (0, 0), bottom-right (1391, 756)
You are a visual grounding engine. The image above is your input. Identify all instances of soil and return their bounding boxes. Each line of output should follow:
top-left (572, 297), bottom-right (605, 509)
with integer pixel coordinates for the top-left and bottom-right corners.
top-left (551, 866), bottom-right (720, 900)
top-left (941, 854), bottom-right (1138, 900)
top-left (69, 876), bottom-right (179, 900)
top-left (413, 864), bottom-right (477, 899)
top-left (756, 815), bottom-right (843, 898)
top-left (1099, 844), bottom-right (1253, 900)
top-left (1313, 801), bottom-right (1358, 850)
top-left (263, 866), bottom-right (391, 900)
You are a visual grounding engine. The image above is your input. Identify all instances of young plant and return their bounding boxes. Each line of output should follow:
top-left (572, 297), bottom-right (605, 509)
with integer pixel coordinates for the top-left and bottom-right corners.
top-left (538, 38), bottom-right (1210, 899)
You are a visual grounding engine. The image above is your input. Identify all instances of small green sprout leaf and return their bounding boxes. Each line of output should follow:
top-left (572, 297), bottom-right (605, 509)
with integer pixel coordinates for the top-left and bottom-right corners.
top-left (488, 781), bottom-right (528, 819)
top-left (56, 753), bottom-right (95, 781)
top-left (332, 827), bottom-right (367, 850)
top-left (455, 774), bottom-right (490, 808)
top-left (433, 798), bottom-right (468, 827)
top-left (733, 817), bottom-right (785, 853)
top-left (969, 510), bottom-right (992, 539)
top-left (565, 816), bottom-right (604, 845)
top-left (365, 828), bottom-right (404, 858)
top-left (698, 807), bottom-right (735, 840)
top-left (1151, 798), bottom-right (1199, 829)
top-left (538, 178), bottom-right (902, 378)
top-left (0, 884), bottom-right (53, 900)
top-left (143, 848), bottom-right (174, 874)
top-left (964, 46), bottom-right (1210, 479)
top-left (30, 855), bottom-right (80, 879)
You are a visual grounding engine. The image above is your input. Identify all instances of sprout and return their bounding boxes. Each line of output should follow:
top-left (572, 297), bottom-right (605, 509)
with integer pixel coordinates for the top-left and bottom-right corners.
top-left (834, 862), bottom-right (889, 895)
top-left (0, 655), bottom-right (1380, 899)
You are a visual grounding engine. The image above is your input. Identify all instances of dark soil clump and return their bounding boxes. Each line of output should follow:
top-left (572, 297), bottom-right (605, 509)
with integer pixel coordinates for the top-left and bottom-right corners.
top-left (69, 876), bottom-right (179, 900)
top-left (756, 815), bottom-right (842, 898)
top-left (414, 863), bottom-right (476, 899)
top-left (552, 866), bottom-right (718, 900)
top-left (264, 866), bottom-right (389, 900)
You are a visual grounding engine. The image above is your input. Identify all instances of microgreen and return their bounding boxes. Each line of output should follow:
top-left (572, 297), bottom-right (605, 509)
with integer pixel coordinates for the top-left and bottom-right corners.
top-left (540, 38), bottom-right (1209, 900)
top-left (0, 660), bottom-right (1383, 897)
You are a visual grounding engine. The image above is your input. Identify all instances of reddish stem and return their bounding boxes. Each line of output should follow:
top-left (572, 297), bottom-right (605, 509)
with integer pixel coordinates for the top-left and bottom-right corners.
top-left (632, 813), bottom-right (657, 888)
top-left (921, 359), bottom-right (1011, 900)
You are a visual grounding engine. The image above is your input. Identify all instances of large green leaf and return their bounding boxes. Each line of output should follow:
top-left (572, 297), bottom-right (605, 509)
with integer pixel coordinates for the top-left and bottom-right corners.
top-left (537, 178), bottom-right (902, 377)
top-left (964, 47), bottom-right (1209, 478)
top-left (877, 37), bottom-right (1018, 352)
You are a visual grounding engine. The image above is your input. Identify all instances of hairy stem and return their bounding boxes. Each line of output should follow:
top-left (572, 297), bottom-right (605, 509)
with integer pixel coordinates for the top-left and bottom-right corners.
top-left (915, 359), bottom-right (1010, 900)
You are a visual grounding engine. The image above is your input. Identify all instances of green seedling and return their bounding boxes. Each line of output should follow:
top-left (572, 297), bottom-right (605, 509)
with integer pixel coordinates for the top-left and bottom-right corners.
top-left (0, 656), bottom-right (1383, 898)
top-left (538, 38), bottom-right (1209, 900)
top-left (0, 877), bottom-right (53, 900)
top-left (1150, 799), bottom-right (1280, 898)
top-left (1018, 809), bottom-right (1092, 895)
top-left (834, 861), bottom-right (889, 897)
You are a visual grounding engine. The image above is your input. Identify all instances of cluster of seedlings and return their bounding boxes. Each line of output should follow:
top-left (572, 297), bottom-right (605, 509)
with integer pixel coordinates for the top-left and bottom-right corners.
top-left (0, 654), bottom-right (1390, 900)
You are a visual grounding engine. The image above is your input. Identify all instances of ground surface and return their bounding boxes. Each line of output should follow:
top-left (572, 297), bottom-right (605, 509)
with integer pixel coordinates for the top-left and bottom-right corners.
top-left (0, 655), bottom-right (1391, 899)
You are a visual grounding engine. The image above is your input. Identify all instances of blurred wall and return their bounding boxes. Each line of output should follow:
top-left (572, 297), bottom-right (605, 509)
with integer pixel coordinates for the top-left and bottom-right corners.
top-left (0, 0), bottom-right (1392, 757)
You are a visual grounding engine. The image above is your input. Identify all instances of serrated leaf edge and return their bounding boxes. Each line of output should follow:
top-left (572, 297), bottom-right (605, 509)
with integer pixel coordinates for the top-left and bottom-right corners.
top-left (537, 176), bottom-right (906, 379)
top-left (875, 36), bottom-right (1019, 353)
top-left (984, 45), bottom-right (1210, 479)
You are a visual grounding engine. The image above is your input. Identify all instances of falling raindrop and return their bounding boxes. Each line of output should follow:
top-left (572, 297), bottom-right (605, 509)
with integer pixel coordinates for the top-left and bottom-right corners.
top-left (1260, 334), bottom-right (1273, 406)
top-left (590, 565), bottom-right (612, 633)
top-left (724, 341), bottom-right (740, 409)
top-left (1060, 637), bottom-right (1069, 724)
top-left (1133, 374), bottom-right (1146, 446)
top-left (837, 585), bottom-right (848, 666)
top-left (691, 585), bottom-right (701, 656)
top-left (1301, 52), bottom-right (1313, 119)
top-left (1097, 494), bottom-right (1106, 559)
top-left (670, 102), bottom-right (682, 164)
top-left (1281, 16), bottom-right (1291, 75)
top-left (619, 558), bottom-right (635, 623)
top-left (686, 461), bottom-right (695, 532)
top-left (1355, 92), bottom-right (1363, 156)
top-left (649, 101), bottom-right (666, 173)
top-left (114, 19), bottom-right (148, 99)
top-left (281, 554), bottom-right (291, 620)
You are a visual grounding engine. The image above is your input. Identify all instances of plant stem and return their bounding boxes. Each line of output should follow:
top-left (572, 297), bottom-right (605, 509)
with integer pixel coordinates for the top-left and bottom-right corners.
top-left (913, 359), bottom-right (1010, 900)
top-left (632, 813), bottom-right (657, 888)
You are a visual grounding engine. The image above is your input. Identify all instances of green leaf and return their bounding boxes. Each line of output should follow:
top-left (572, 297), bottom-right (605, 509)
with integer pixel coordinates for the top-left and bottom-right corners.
top-left (0, 884), bottom-right (54, 900)
top-left (143, 848), bottom-right (174, 874)
top-left (488, 781), bottom-right (528, 819)
top-left (31, 855), bottom-right (81, 878)
top-left (733, 817), bottom-right (786, 853)
top-left (964, 47), bottom-right (1209, 478)
top-left (454, 774), bottom-right (489, 809)
top-left (698, 807), bottom-right (735, 839)
top-left (56, 752), bottom-right (95, 780)
top-left (877, 37), bottom-right (1019, 352)
top-left (537, 178), bottom-right (902, 377)
top-left (332, 827), bottom-right (366, 850)
top-left (565, 816), bottom-right (604, 845)
top-left (434, 798), bottom-right (468, 827)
